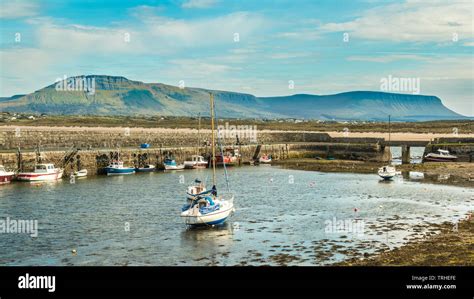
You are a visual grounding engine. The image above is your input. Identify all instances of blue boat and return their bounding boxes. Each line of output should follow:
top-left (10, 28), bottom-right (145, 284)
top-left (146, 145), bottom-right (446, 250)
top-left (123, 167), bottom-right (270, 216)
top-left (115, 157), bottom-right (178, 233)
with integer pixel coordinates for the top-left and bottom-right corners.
top-left (104, 161), bottom-right (135, 176)
top-left (163, 158), bottom-right (184, 170)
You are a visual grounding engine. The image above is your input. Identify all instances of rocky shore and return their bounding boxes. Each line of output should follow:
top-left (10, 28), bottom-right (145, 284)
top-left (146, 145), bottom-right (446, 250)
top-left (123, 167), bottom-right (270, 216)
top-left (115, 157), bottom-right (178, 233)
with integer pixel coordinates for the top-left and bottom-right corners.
top-left (337, 216), bottom-right (473, 266)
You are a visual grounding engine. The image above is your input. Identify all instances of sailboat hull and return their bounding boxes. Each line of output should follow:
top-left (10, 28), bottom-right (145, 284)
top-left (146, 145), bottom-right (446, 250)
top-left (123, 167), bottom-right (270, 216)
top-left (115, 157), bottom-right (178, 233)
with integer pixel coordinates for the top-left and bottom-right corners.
top-left (181, 202), bottom-right (234, 226)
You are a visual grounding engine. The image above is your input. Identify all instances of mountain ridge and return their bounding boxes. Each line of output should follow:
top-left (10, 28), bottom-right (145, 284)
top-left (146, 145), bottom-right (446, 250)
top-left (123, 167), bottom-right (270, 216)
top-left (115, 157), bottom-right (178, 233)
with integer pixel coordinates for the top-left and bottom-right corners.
top-left (0, 75), bottom-right (468, 121)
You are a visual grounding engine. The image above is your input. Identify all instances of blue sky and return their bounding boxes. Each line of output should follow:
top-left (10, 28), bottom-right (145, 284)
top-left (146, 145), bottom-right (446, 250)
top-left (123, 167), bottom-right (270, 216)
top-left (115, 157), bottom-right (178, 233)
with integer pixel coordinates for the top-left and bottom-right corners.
top-left (0, 0), bottom-right (473, 116)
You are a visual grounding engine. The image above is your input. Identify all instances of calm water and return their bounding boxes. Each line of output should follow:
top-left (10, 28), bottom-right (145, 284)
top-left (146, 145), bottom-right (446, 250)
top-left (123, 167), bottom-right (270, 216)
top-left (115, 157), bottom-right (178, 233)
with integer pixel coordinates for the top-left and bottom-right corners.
top-left (0, 166), bottom-right (471, 266)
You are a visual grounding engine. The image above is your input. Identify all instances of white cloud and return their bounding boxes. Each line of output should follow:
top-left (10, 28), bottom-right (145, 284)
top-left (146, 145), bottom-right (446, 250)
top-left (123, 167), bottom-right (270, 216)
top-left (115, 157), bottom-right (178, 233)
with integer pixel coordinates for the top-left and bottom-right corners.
top-left (142, 12), bottom-right (266, 48)
top-left (346, 54), bottom-right (427, 63)
top-left (321, 1), bottom-right (473, 43)
top-left (270, 52), bottom-right (312, 60)
top-left (168, 59), bottom-right (239, 76)
top-left (181, 0), bottom-right (219, 9)
top-left (277, 30), bottom-right (321, 41)
top-left (0, 0), bottom-right (39, 19)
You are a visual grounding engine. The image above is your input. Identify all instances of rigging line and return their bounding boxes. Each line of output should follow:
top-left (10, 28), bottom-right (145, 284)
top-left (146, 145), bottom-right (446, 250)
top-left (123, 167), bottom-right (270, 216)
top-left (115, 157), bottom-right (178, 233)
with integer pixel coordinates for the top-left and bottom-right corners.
top-left (213, 99), bottom-right (231, 193)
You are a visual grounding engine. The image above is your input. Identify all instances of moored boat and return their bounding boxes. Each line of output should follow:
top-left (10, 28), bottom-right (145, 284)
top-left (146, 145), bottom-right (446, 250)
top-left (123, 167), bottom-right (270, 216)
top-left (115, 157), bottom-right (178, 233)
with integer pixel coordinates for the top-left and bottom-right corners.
top-left (164, 159), bottom-right (185, 170)
top-left (424, 149), bottom-right (457, 162)
top-left (17, 164), bottom-right (64, 182)
top-left (0, 165), bottom-right (15, 184)
top-left (184, 155), bottom-right (208, 169)
top-left (181, 93), bottom-right (235, 227)
top-left (74, 169), bottom-right (88, 177)
top-left (104, 161), bottom-right (135, 176)
top-left (378, 165), bottom-right (396, 180)
top-left (215, 148), bottom-right (240, 166)
top-left (259, 154), bottom-right (272, 164)
top-left (135, 164), bottom-right (156, 172)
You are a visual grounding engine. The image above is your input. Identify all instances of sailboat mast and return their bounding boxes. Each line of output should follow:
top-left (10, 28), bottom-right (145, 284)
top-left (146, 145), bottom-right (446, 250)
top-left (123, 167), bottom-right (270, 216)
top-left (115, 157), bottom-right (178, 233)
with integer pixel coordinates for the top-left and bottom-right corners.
top-left (197, 113), bottom-right (201, 155)
top-left (210, 93), bottom-right (216, 186)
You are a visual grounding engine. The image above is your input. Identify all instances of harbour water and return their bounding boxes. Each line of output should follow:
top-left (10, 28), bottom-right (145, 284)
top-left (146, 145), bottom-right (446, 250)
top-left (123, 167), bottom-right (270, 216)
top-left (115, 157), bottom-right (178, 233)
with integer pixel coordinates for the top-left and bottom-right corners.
top-left (0, 166), bottom-right (471, 266)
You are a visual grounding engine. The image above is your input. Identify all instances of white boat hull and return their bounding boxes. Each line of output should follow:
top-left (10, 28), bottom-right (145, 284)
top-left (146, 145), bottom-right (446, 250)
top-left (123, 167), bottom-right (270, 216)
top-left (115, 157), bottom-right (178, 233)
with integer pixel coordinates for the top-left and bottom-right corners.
top-left (181, 200), bottom-right (234, 226)
top-left (378, 166), bottom-right (396, 180)
top-left (74, 169), bottom-right (88, 177)
top-left (17, 170), bottom-right (64, 181)
top-left (165, 164), bottom-right (185, 170)
top-left (184, 162), bottom-right (208, 169)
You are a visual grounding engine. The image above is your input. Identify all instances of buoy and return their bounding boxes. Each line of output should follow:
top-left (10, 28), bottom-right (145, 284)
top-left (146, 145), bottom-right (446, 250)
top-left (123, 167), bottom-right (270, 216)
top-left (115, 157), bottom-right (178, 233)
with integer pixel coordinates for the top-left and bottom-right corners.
top-left (72, 249), bottom-right (77, 255)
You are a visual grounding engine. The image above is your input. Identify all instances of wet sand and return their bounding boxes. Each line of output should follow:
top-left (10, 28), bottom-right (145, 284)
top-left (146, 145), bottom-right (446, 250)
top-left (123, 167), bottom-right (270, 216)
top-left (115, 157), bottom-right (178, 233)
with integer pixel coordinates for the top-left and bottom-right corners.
top-left (337, 216), bottom-right (474, 266)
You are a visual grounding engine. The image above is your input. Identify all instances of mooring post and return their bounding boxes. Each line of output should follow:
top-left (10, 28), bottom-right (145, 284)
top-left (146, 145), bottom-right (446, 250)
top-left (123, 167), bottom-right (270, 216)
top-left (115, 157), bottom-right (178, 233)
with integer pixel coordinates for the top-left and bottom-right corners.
top-left (402, 145), bottom-right (411, 164)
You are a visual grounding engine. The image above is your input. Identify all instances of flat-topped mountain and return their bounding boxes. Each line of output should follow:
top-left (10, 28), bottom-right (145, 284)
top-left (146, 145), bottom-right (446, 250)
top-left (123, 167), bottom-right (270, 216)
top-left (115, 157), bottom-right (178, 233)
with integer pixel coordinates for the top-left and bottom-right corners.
top-left (0, 75), bottom-right (467, 121)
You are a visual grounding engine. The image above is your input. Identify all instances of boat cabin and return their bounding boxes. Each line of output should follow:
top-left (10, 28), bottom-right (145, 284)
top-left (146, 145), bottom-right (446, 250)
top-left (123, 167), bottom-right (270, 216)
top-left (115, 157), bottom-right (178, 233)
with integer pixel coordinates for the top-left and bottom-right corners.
top-left (109, 161), bottom-right (124, 167)
top-left (34, 164), bottom-right (56, 173)
top-left (191, 155), bottom-right (205, 162)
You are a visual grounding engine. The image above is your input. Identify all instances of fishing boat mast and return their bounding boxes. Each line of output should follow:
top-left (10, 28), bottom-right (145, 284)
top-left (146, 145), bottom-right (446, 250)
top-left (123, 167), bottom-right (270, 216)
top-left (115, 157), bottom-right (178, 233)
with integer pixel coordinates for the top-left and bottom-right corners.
top-left (210, 93), bottom-right (216, 186)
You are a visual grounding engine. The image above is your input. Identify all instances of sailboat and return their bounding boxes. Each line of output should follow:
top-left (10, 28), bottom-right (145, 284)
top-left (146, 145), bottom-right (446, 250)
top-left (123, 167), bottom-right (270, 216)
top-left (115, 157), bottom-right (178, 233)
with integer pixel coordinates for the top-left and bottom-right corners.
top-left (378, 115), bottom-right (397, 180)
top-left (180, 93), bottom-right (235, 226)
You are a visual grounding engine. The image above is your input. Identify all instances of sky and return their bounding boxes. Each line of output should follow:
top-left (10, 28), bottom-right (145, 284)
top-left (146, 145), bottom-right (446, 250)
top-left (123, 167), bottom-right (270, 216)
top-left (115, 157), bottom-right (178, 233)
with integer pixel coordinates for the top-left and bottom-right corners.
top-left (0, 0), bottom-right (473, 116)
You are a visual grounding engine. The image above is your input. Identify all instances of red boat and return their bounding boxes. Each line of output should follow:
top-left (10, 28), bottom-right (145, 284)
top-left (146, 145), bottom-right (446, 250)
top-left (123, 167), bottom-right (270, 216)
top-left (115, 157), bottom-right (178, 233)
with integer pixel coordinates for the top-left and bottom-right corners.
top-left (214, 148), bottom-right (240, 166)
top-left (0, 165), bottom-right (15, 184)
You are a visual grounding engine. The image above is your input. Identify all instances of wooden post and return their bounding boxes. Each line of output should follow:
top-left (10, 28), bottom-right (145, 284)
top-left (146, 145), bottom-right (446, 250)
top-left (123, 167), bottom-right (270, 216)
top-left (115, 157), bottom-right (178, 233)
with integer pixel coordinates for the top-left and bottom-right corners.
top-left (402, 145), bottom-right (410, 164)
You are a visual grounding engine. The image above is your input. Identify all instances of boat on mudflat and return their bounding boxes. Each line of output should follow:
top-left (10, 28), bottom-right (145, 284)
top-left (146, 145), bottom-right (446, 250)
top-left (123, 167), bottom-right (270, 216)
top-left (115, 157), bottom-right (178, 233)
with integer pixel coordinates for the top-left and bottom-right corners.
top-left (181, 93), bottom-right (235, 227)
top-left (378, 165), bottom-right (396, 180)
top-left (424, 149), bottom-right (457, 162)
top-left (104, 161), bottom-right (135, 176)
top-left (0, 165), bottom-right (15, 184)
top-left (17, 164), bottom-right (64, 182)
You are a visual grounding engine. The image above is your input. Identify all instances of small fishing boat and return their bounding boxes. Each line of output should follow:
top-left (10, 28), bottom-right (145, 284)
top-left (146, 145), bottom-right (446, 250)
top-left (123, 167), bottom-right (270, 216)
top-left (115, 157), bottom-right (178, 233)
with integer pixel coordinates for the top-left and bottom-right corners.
top-left (184, 155), bottom-right (208, 169)
top-left (104, 161), bottom-right (135, 176)
top-left (135, 164), bottom-right (156, 172)
top-left (424, 149), bottom-right (457, 162)
top-left (181, 93), bottom-right (235, 227)
top-left (378, 165), bottom-right (396, 180)
top-left (0, 165), bottom-right (15, 184)
top-left (164, 159), bottom-right (185, 171)
top-left (74, 169), bottom-right (88, 178)
top-left (259, 154), bottom-right (272, 164)
top-left (215, 148), bottom-right (240, 166)
top-left (17, 164), bottom-right (64, 182)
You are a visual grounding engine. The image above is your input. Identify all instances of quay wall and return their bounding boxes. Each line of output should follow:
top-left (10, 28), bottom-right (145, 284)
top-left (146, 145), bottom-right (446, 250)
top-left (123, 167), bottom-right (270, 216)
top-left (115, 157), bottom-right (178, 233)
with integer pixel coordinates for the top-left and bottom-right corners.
top-left (0, 127), bottom-right (331, 150)
top-left (0, 142), bottom-right (389, 176)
